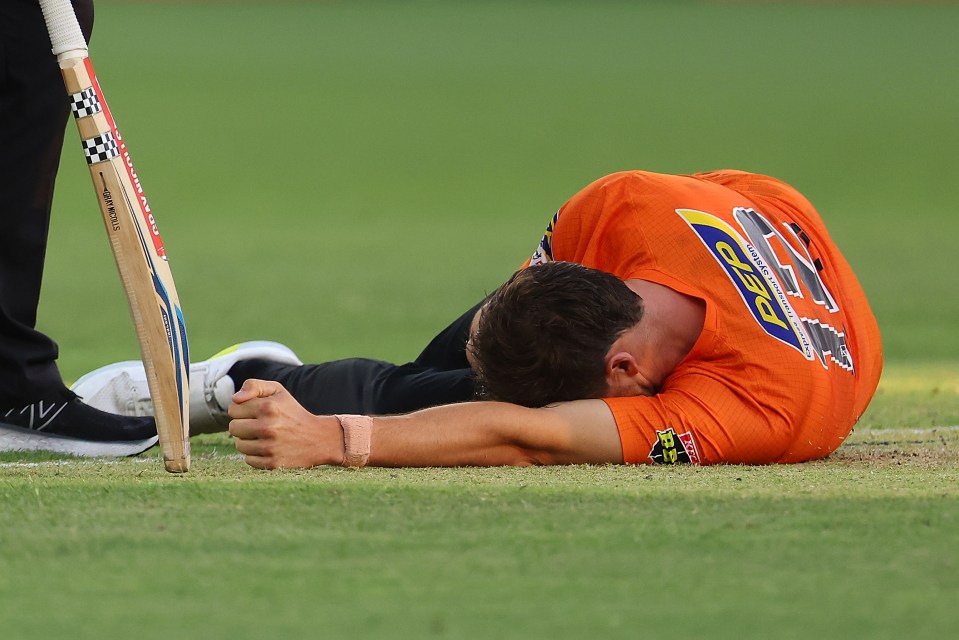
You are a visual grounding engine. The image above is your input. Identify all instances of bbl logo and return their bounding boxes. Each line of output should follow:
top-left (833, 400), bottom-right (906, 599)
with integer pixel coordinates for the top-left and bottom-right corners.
top-left (648, 428), bottom-right (701, 465)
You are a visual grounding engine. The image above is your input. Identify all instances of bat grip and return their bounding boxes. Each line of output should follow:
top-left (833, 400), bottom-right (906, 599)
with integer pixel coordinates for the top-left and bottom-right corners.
top-left (37, 0), bottom-right (88, 57)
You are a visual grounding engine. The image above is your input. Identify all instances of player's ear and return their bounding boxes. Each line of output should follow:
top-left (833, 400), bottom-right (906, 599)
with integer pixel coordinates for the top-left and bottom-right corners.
top-left (604, 351), bottom-right (642, 394)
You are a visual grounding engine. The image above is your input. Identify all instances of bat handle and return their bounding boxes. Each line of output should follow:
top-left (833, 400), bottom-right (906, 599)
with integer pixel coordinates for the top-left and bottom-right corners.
top-left (37, 0), bottom-right (89, 59)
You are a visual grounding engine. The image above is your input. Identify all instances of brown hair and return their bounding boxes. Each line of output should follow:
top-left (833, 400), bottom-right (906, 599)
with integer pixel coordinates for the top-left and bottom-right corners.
top-left (471, 261), bottom-right (644, 407)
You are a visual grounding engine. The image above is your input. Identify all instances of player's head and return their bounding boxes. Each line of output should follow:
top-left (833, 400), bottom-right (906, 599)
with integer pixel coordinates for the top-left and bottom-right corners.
top-left (469, 261), bottom-right (645, 407)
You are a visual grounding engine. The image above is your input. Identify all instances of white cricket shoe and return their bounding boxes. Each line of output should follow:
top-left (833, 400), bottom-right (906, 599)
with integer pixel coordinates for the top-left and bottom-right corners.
top-left (71, 341), bottom-right (303, 434)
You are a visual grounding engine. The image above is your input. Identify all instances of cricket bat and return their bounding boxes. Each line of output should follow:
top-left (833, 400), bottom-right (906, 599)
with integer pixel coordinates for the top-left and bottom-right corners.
top-left (38, 0), bottom-right (190, 472)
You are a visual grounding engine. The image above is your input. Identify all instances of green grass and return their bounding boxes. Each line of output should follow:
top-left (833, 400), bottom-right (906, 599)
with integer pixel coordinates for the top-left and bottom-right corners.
top-left (859, 363), bottom-right (959, 429)
top-left (2, 428), bottom-right (957, 640)
top-left (4, 2), bottom-right (958, 639)
top-left (38, 0), bottom-right (959, 370)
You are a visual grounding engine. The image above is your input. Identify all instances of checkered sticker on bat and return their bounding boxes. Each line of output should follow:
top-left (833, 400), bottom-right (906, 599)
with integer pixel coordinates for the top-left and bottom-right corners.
top-left (69, 87), bottom-right (102, 118)
top-left (81, 132), bottom-right (119, 164)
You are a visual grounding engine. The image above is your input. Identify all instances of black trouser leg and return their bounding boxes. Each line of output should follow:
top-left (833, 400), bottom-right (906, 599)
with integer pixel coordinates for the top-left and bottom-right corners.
top-left (240, 358), bottom-right (474, 416)
top-left (230, 298), bottom-right (486, 415)
top-left (0, 0), bottom-right (94, 405)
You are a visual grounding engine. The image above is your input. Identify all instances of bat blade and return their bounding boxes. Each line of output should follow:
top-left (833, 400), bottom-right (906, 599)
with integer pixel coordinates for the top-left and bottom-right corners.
top-left (39, 0), bottom-right (190, 472)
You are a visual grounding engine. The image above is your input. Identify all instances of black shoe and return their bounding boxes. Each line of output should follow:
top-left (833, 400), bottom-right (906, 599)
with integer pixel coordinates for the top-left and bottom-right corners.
top-left (0, 398), bottom-right (158, 457)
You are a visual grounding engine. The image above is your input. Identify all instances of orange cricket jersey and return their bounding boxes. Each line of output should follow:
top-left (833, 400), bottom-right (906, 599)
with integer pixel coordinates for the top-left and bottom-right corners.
top-left (527, 170), bottom-right (882, 465)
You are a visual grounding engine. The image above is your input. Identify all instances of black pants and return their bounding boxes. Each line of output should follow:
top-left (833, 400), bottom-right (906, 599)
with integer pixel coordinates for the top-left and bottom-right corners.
top-left (231, 298), bottom-right (485, 416)
top-left (0, 0), bottom-right (94, 404)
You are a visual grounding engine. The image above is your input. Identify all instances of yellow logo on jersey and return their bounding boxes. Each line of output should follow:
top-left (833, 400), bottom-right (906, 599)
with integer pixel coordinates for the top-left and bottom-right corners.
top-left (677, 208), bottom-right (811, 358)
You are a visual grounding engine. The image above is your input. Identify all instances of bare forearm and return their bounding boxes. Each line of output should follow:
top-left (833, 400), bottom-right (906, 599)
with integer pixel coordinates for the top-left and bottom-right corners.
top-left (366, 400), bottom-right (623, 467)
top-left (367, 402), bottom-right (539, 467)
top-left (229, 380), bottom-right (623, 470)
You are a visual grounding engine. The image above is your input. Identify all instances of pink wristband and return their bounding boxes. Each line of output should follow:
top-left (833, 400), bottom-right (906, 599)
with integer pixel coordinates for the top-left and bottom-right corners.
top-left (334, 414), bottom-right (373, 468)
